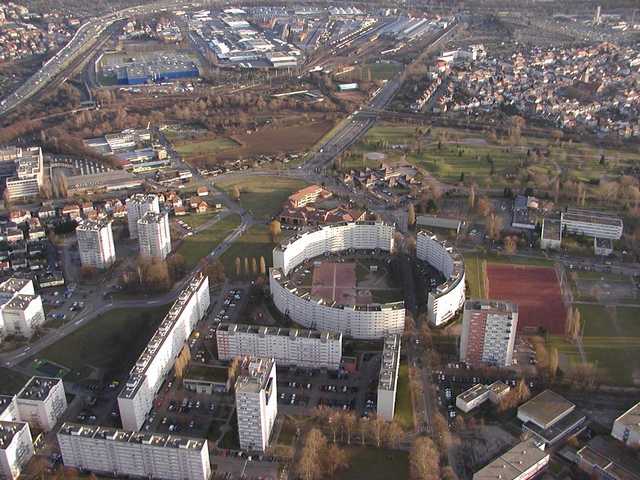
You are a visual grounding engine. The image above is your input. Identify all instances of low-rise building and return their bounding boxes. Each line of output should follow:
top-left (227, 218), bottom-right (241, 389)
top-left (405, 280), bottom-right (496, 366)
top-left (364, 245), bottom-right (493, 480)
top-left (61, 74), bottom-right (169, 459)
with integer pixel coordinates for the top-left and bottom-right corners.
top-left (377, 335), bottom-right (401, 421)
top-left (235, 357), bottom-right (277, 452)
top-left (541, 218), bottom-right (562, 250)
top-left (561, 207), bottom-right (623, 240)
top-left (57, 423), bottom-right (211, 480)
top-left (611, 401), bottom-right (640, 447)
top-left (473, 439), bottom-right (549, 480)
top-left (15, 377), bottom-right (67, 432)
top-left (183, 365), bottom-right (231, 394)
top-left (577, 435), bottom-right (640, 480)
top-left (216, 323), bottom-right (342, 369)
top-left (517, 390), bottom-right (587, 446)
top-left (456, 381), bottom-right (510, 413)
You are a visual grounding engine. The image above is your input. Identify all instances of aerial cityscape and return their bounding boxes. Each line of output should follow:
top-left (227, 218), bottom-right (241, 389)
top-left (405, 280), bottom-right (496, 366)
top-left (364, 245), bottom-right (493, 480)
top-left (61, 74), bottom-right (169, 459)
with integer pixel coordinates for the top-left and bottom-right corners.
top-left (0, 0), bottom-right (638, 479)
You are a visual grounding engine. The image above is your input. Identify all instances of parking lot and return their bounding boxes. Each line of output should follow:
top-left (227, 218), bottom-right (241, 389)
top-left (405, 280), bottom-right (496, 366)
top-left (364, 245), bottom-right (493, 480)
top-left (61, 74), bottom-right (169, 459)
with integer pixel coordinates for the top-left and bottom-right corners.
top-left (275, 352), bottom-right (381, 417)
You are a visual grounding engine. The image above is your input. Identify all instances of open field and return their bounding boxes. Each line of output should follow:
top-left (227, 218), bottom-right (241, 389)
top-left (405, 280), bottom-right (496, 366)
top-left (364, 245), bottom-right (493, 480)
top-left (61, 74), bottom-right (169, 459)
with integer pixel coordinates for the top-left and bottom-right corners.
top-left (487, 264), bottom-right (565, 334)
top-left (216, 120), bottom-right (335, 161)
top-left (35, 304), bottom-right (171, 380)
top-left (179, 211), bottom-right (220, 229)
top-left (551, 304), bottom-right (640, 385)
top-left (352, 123), bottom-right (640, 189)
top-left (176, 214), bottom-right (241, 269)
top-left (220, 224), bottom-right (275, 280)
top-left (337, 447), bottom-right (408, 480)
top-left (174, 137), bottom-right (239, 162)
top-left (338, 62), bottom-right (403, 82)
top-left (395, 364), bottom-right (414, 431)
top-left (215, 176), bottom-right (308, 220)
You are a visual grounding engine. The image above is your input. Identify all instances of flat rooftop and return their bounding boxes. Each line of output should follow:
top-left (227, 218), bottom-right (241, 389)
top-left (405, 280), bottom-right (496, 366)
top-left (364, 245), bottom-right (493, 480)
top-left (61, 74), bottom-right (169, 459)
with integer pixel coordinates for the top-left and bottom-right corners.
top-left (17, 376), bottom-right (62, 402)
top-left (4, 293), bottom-right (37, 311)
top-left (578, 436), bottom-right (640, 480)
top-left (614, 401), bottom-right (640, 436)
top-left (76, 218), bottom-right (112, 231)
top-left (473, 439), bottom-right (548, 480)
top-left (464, 299), bottom-right (518, 314)
top-left (378, 335), bottom-right (401, 391)
top-left (0, 421), bottom-right (27, 450)
top-left (217, 322), bottom-right (342, 341)
top-left (457, 384), bottom-right (489, 404)
top-left (518, 390), bottom-right (575, 429)
top-left (0, 277), bottom-right (30, 293)
top-left (0, 395), bottom-right (15, 418)
top-left (542, 218), bottom-right (562, 240)
top-left (562, 207), bottom-right (623, 227)
top-left (235, 357), bottom-right (274, 394)
top-left (185, 365), bottom-right (228, 384)
top-left (58, 423), bottom-right (206, 450)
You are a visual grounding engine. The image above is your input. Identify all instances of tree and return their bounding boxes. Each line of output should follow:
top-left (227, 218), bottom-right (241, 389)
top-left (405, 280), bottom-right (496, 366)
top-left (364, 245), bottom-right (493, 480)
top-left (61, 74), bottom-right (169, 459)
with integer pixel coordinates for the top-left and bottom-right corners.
top-left (486, 213), bottom-right (503, 240)
top-left (407, 203), bottom-right (416, 228)
top-left (269, 219), bottom-right (282, 242)
top-left (296, 429), bottom-right (327, 480)
top-left (244, 257), bottom-right (250, 276)
top-left (259, 256), bottom-right (267, 275)
top-left (385, 421), bottom-right (403, 449)
top-left (409, 437), bottom-right (440, 480)
top-left (205, 258), bottom-right (225, 284)
top-left (232, 185), bottom-right (241, 201)
top-left (504, 235), bottom-right (517, 255)
top-left (468, 184), bottom-right (476, 209)
top-left (340, 411), bottom-right (356, 445)
top-left (235, 257), bottom-right (241, 277)
top-left (251, 257), bottom-right (258, 275)
top-left (324, 444), bottom-right (350, 478)
top-left (476, 196), bottom-right (492, 217)
top-left (548, 347), bottom-right (559, 379)
top-left (369, 415), bottom-right (385, 447)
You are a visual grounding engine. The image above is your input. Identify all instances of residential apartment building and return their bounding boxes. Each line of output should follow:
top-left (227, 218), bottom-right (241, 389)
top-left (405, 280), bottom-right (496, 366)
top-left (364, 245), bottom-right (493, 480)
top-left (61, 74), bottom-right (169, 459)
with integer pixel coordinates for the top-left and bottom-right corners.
top-left (611, 401), bottom-right (640, 447)
top-left (235, 357), bottom-right (277, 452)
top-left (76, 219), bottom-right (116, 269)
top-left (0, 421), bottom-right (34, 480)
top-left (416, 231), bottom-right (466, 326)
top-left (0, 278), bottom-right (45, 342)
top-left (137, 210), bottom-right (171, 260)
top-left (15, 377), bottom-right (67, 432)
top-left (0, 396), bottom-right (18, 422)
top-left (118, 273), bottom-right (210, 431)
top-left (0, 147), bottom-right (44, 201)
top-left (216, 323), bottom-right (342, 369)
top-left (270, 221), bottom-right (405, 339)
top-left (57, 423), bottom-right (211, 480)
top-left (126, 194), bottom-right (160, 239)
top-left (287, 185), bottom-right (331, 208)
top-left (377, 335), bottom-right (401, 421)
top-left (561, 208), bottom-right (623, 240)
top-left (460, 300), bottom-right (518, 367)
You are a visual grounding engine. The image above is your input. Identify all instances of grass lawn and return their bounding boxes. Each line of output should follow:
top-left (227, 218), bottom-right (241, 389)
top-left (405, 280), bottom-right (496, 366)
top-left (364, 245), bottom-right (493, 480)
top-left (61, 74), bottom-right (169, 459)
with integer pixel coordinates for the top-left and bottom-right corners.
top-left (395, 364), bottom-right (414, 430)
top-left (0, 368), bottom-right (28, 394)
top-left (220, 224), bottom-right (275, 279)
top-left (36, 304), bottom-right (171, 380)
top-left (552, 304), bottom-right (640, 385)
top-left (215, 176), bottom-right (308, 220)
top-left (336, 447), bottom-right (408, 480)
top-left (179, 211), bottom-right (220, 229)
top-left (176, 214), bottom-right (241, 269)
top-left (464, 254), bottom-right (486, 298)
top-left (174, 137), bottom-right (239, 160)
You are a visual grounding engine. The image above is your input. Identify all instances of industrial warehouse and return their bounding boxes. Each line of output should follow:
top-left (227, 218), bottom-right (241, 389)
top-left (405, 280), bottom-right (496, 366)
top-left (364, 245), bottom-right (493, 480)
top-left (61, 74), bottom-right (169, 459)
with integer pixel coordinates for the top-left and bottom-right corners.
top-left (98, 52), bottom-right (200, 85)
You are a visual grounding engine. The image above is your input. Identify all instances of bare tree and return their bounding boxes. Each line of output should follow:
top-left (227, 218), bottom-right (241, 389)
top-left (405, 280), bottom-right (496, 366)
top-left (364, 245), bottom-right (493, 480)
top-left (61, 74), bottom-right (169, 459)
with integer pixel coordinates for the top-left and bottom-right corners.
top-left (476, 196), bottom-right (492, 217)
top-left (385, 421), bottom-right (404, 449)
top-left (269, 219), bottom-right (282, 242)
top-left (340, 411), bottom-right (356, 445)
top-left (409, 437), bottom-right (440, 480)
top-left (259, 256), bottom-right (267, 275)
top-left (504, 235), bottom-right (517, 255)
top-left (408, 203), bottom-right (416, 228)
top-left (296, 429), bottom-right (327, 480)
top-left (324, 444), bottom-right (350, 478)
top-left (232, 185), bottom-right (241, 201)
